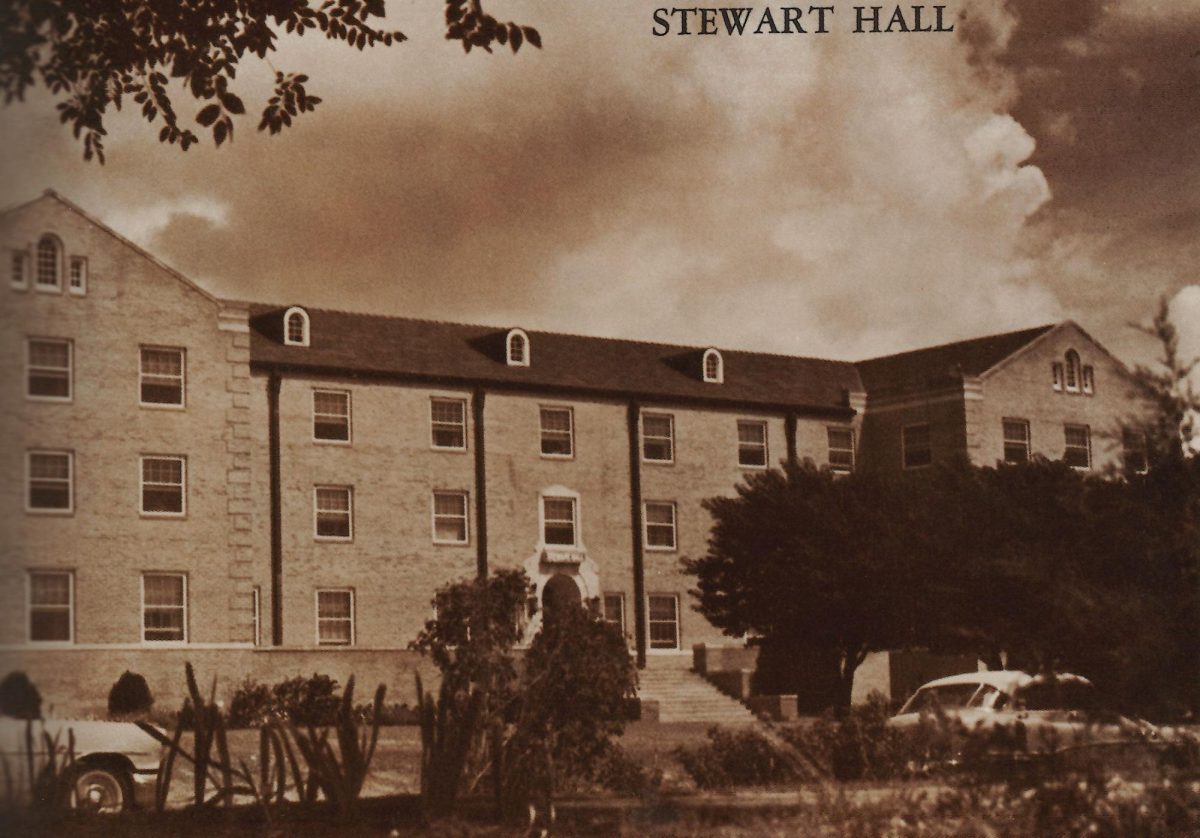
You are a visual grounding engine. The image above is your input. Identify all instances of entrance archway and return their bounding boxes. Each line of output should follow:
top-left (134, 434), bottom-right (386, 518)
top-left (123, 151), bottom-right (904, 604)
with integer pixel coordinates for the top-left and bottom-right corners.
top-left (542, 573), bottom-right (582, 617)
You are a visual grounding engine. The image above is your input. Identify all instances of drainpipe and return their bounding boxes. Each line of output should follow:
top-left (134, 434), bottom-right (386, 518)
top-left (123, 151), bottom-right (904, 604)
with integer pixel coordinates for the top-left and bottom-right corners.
top-left (473, 388), bottom-right (488, 579)
top-left (627, 401), bottom-right (647, 669)
top-left (267, 372), bottom-right (283, 646)
top-left (785, 411), bottom-right (798, 468)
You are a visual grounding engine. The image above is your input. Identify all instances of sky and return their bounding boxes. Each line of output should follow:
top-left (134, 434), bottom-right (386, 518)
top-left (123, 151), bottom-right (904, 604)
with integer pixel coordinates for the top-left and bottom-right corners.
top-left (1, 0), bottom-right (1198, 370)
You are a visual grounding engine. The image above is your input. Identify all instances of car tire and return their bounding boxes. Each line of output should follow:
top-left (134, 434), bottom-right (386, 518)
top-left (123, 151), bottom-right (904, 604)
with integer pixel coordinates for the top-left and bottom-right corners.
top-left (66, 764), bottom-right (132, 814)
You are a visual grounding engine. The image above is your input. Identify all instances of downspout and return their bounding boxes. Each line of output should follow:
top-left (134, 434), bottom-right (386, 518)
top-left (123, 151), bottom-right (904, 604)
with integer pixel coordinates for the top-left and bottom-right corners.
top-left (785, 411), bottom-right (798, 468)
top-left (627, 402), bottom-right (647, 669)
top-left (267, 372), bottom-right (283, 646)
top-left (473, 388), bottom-right (488, 579)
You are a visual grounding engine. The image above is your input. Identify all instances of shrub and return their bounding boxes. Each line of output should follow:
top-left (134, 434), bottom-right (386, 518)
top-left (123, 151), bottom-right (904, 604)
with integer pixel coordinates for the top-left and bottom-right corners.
top-left (674, 726), bottom-right (800, 789)
top-left (227, 678), bottom-right (273, 728)
top-left (271, 673), bottom-right (341, 726)
top-left (781, 693), bottom-right (918, 781)
top-left (107, 671), bottom-right (154, 717)
top-left (354, 700), bottom-right (419, 726)
top-left (593, 745), bottom-right (663, 799)
top-left (0, 671), bottom-right (42, 720)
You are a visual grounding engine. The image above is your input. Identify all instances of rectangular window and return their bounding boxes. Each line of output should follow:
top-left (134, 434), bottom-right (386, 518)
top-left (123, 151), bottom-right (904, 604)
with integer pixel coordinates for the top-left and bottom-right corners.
top-left (430, 398), bottom-right (467, 450)
top-left (643, 501), bottom-right (677, 551)
top-left (1051, 362), bottom-right (1064, 392)
top-left (27, 451), bottom-right (72, 513)
top-left (1123, 429), bottom-right (1148, 474)
top-left (252, 586), bottom-right (262, 646)
top-left (902, 423), bottom-right (932, 469)
top-left (314, 486), bottom-right (353, 540)
top-left (1002, 419), bottom-right (1031, 464)
top-left (641, 413), bottom-right (674, 463)
top-left (603, 593), bottom-right (625, 635)
top-left (139, 347), bottom-right (185, 407)
top-left (316, 589), bottom-right (354, 646)
top-left (1064, 424), bottom-right (1091, 469)
top-left (1082, 365), bottom-right (1095, 395)
top-left (141, 456), bottom-right (186, 515)
top-left (827, 427), bottom-right (855, 472)
top-left (542, 496), bottom-right (577, 547)
top-left (68, 256), bottom-right (87, 295)
top-left (432, 491), bottom-right (469, 544)
top-left (648, 594), bottom-right (680, 650)
top-left (142, 573), bottom-right (186, 642)
top-left (27, 338), bottom-right (71, 400)
top-left (737, 420), bottom-right (768, 468)
top-left (313, 389), bottom-right (351, 442)
top-left (28, 571), bottom-right (73, 643)
top-left (539, 407), bottom-right (574, 457)
top-left (10, 251), bottom-right (28, 289)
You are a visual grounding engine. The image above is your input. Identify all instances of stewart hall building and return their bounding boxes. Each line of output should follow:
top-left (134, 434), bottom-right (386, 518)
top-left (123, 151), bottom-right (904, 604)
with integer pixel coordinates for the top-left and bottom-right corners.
top-left (0, 192), bottom-right (1154, 718)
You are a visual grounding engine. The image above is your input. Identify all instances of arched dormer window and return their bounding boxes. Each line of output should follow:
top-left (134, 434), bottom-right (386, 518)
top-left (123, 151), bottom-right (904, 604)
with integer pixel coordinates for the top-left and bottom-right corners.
top-left (702, 348), bottom-right (723, 383)
top-left (1064, 350), bottom-right (1081, 393)
top-left (283, 307), bottom-right (310, 347)
top-left (35, 235), bottom-right (62, 291)
top-left (506, 328), bottom-right (529, 367)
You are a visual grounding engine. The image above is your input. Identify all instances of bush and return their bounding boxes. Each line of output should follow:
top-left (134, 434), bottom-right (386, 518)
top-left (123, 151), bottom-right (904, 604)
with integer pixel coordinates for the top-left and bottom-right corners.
top-left (675, 726), bottom-right (800, 789)
top-left (0, 671), bottom-right (42, 720)
top-left (227, 678), bottom-right (274, 728)
top-left (593, 745), bottom-right (663, 799)
top-left (107, 671), bottom-right (154, 717)
top-left (781, 693), bottom-right (918, 781)
top-left (271, 673), bottom-right (341, 726)
top-left (354, 700), bottom-right (419, 726)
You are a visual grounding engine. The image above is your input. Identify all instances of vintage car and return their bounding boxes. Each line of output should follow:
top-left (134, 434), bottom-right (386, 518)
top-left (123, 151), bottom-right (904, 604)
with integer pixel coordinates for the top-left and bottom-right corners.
top-left (0, 716), bottom-right (162, 813)
top-left (888, 670), bottom-right (1165, 771)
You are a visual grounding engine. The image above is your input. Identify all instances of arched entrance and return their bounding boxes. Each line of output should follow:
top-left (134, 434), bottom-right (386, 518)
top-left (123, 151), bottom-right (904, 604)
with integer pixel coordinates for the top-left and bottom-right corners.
top-left (542, 573), bottom-right (582, 616)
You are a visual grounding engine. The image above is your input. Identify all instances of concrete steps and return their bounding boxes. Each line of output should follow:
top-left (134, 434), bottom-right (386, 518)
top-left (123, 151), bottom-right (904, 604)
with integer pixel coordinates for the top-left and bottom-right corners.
top-left (637, 664), bottom-right (759, 725)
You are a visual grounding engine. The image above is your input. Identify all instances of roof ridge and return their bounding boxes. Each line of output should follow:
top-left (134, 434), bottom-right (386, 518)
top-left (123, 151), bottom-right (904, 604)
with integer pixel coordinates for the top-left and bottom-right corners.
top-left (856, 323), bottom-right (1057, 366)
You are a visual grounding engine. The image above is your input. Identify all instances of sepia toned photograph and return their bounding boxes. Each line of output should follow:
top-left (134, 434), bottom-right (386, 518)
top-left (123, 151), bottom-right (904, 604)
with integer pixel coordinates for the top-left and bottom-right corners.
top-left (1, 1), bottom-right (1198, 834)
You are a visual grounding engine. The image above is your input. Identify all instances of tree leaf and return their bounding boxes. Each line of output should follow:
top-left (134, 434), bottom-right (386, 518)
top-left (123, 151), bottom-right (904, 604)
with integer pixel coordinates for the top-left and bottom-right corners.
top-left (220, 91), bottom-right (245, 114)
top-left (197, 103), bottom-right (221, 126)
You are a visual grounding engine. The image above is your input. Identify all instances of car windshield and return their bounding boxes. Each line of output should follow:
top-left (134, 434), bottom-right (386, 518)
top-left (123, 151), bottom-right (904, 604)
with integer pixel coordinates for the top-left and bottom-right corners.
top-left (899, 683), bottom-right (985, 714)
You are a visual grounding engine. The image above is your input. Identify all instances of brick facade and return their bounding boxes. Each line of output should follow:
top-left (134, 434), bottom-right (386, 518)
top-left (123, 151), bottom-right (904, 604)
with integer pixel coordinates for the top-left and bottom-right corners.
top-left (0, 192), bottom-right (1152, 714)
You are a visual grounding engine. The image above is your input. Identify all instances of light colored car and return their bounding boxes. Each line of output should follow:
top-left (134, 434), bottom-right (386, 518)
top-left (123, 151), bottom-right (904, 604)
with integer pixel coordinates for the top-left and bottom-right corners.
top-left (888, 670), bottom-right (1163, 769)
top-left (0, 716), bottom-right (162, 813)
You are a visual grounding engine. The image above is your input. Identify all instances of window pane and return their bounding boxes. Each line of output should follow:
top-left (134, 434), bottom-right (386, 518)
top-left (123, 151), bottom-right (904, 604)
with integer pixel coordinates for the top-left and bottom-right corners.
top-left (737, 422), bottom-right (765, 444)
top-left (30, 573), bottom-right (70, 605)
top-left (314, 391), bottom-right (347, 414)
top-left (603, 594), bottom-right (624, 628)
top-left (30, 611), bottom-right (70, 642)
top-left (643, 416), bottom-right (671, 437)
top-left (540, 408), bottom-right (570, 432)
top-left (545, 523), bottom-right (575, 546)
top-left (30, 453), bottom-right (69, 480)
top-left (318, 591), bottom-right (352, 618)
top-left (645, 503), bottom-right (673, 525)
top-left (316, 488), bottom-right (350, 512)
top-left (431, 400), bottom-right (465, 423)
top-left (143, 458), bottom-right (182, 484)
top-left (142, 349), bottom-right (182, 376)
top-left (434, 493), bottom-right (466, 516)
top-left (317, 513), bottom-right (351, 538)
top-left (29, 340), bottom-right (69, 368)
top-left (144, 575), bottom-right (184, 606)
top-left (648, 596), bottom-right (677, 622)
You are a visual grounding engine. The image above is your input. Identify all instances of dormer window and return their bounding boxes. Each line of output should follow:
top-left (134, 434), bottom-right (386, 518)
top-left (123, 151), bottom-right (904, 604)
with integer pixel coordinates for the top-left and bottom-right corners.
top-left (506, 328), bottom-right (529, 367)
top-left (1051, 362), bottom-right (1064, 392)
top-left (702, 348), bottom-right (723, 383)
top-left (1064, 350), bottom-right (1081, 393)
top-left (284, 307), bottom-right (310, 347)
top-left (35, 235), bottom-right (62, 291)
top-left (1081, 365), bottom-right (1094, 395)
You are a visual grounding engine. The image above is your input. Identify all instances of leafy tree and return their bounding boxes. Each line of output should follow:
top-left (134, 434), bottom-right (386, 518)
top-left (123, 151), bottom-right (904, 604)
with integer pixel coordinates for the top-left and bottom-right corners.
top-left (108, 670), bottom-right (154, 717)
top-left (0, 0), bottom-right (540, 162)
top-left (1129, 296), bottom-right (1200, 464)
top-left (0, 671), bottom-right (42, 720)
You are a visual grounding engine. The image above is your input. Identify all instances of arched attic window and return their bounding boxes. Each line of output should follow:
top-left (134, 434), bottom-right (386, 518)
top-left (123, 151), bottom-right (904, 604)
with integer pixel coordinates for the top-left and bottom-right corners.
top-left (702, 348), bottom-right (724, 384)
top-left (283, 307), bottom-right (310, 347)
top-left (1064, 349), bottom-right (1081, 393)
top-left (506, 329), bottom-right (530, 367)
top-left (35, 234), bottom-right (62, 291)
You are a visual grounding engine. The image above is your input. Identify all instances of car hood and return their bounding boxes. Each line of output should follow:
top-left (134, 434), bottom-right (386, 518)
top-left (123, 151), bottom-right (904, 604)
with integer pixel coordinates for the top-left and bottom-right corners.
top-left (2, 717), bottom-right (163, 764)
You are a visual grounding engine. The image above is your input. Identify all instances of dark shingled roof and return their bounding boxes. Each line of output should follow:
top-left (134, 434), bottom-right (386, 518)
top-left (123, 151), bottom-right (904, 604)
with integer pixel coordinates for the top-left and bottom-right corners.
top-left (855, 324), bottom-right (1056, 396)
top-left (248, 305), bottom-right (863, 414)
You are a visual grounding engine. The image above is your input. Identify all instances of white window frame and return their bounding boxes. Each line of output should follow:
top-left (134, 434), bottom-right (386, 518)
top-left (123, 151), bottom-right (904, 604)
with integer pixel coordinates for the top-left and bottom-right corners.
top-left (541, 493), bottom-right (579, 548)
top-left (506, 328), bottom-right (530, 367)
top-left (1123, 429), bottom-right (1149, 474)
top-left (1002, 418), bottom-right (1031, 464)
top-left (702, 348), bottom-right (724, 383)
top-left (35, 235), bottom-right (62, 292)
top-left (430, 397), bottom-right (468, 451)
top-left (902, 423), bottom-right (932, 470)
top-left (141, 573), bottom-right (188, 644)
top-left (647, 593), bottom-right (681, 651)
top-left (1064, 424), bottom-right (1091, 470)
top-left (827, 426), bottom-right (855, 472)
top-left (431, 490), bottom-right (470, 545)
top-left (539, 406), bottom-right (574, 459)
top-left (312, 389), bottom-right (352, 444)
top-left (252, 586), bottom-right (262, 646)
top-left (26, 450), bottom-right (73, 515)
top-left (10, 249), bottom-right (29, 290)
top-left (314, 485), bottom-right (354, 541)
top-left (315, 589), bottom-right (355, 646)
top-left (1081, 365), bottom-right (1095, 395)
top-left (283, 306), bottom-right (310, 346)
top-left (641, 412), bottom-right (675, 464)
top-left (1064, 350), bottom-right (1081, 393)
top-left (68, 256), bottom-right (87, 295)
top-left (26, 337), bottom-right (72, 402)
top-left (1051, 362), bottom-right (1064, 392)
top-left (643, 501), bottom-right (678, 551)
top-left (27, 571), bottom-right (74, 645)
top-left (140, 455), bottom-right (187, 517)
top-left (737, 419), bottom-right (768, 469)
top-left (602, 592), bottom-right (626, 635)
top-left (138, 346), bottom-right (186, 409)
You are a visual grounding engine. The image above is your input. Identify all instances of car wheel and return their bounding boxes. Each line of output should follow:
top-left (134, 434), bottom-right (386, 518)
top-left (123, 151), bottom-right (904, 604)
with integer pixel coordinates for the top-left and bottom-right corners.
top-left (67, 765), bottom-right (131, 814)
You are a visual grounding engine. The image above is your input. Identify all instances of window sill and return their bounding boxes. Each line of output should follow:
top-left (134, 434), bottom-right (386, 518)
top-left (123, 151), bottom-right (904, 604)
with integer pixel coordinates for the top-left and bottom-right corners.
top-left (25, 640), bottom-right (75, 648)
top-left (642, 458), bottom-right (675, 466)
top-left (314, 535), bottom-right (354, 543)
top-left (140, 640), bottom-right (189, 647)
top-left (34, 284), bottom-right (63, 294)
top-left (432, 538), bottom-right (470, 547)
top-left (313, 437), bottom-right (352, 446)
top-left (738, 463), bottom-right (768, 471)
top-left (429, 445), bottom-right (469, 454)
top-left (26, 507), bottom-right (74, 516)
top-left (25, 395), bottom-right (73, 404)
top-left (139, 401), bottom-right (187, 411)
top-left (539, 453), bottom-right (575, 461)
top-left (644, 545), bottom-right (677, 553)
top-left (140, 512), bottom-right (187, 519)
